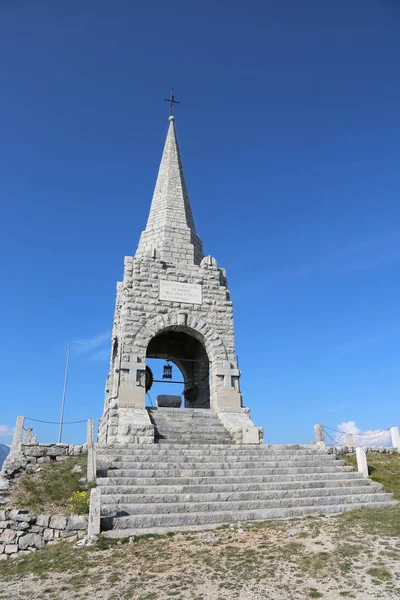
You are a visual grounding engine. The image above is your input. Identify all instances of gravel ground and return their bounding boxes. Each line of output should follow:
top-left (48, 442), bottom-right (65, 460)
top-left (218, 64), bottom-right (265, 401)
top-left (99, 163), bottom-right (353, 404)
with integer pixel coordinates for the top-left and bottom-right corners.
top-left (1, 508), bottom-right (400, 600)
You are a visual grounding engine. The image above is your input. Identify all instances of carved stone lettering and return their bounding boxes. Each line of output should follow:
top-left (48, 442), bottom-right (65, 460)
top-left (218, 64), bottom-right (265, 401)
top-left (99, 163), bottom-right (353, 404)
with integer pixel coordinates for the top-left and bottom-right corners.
top-left (159, 280), bottom-right (202, 305)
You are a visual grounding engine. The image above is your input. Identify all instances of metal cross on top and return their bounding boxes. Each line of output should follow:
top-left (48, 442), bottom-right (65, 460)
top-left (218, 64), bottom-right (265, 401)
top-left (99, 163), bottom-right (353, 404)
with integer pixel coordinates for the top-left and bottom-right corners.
top-left (164, 88), bottom-right (180, 115)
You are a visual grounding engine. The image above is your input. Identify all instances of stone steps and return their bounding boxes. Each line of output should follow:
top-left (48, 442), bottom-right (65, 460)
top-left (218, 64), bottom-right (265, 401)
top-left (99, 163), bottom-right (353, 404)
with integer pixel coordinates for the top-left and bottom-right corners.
top-left (155, 438), bottom-right (233, 445)
top-left (96, 444), bottom-right (316, 454)
top-left (98, 456), bottom-right (338, 469)
top-left (101, 499), bottom-right (394, 532)
top-left (147, 408), bottom-right (218, 417)
top-left (99, 466), bottom-right (354, 478)
top-left (98, 477), bottom-right (375, 495)
top-left (148, 408), bottom-right (234, 445)
top-left (100, 484), bottom-right (383, 505)
top-left (96, 416), bottom-right (396, 535)
top-left (97, 471), bottom-right (365, 487)
top-left (101, 492), bottom-right (393, 517)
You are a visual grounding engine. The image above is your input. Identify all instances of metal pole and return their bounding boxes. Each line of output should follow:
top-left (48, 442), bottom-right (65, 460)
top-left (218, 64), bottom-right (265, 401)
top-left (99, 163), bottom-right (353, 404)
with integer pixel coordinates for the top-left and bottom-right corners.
top-left (58, 344), bottom-right (71, 443)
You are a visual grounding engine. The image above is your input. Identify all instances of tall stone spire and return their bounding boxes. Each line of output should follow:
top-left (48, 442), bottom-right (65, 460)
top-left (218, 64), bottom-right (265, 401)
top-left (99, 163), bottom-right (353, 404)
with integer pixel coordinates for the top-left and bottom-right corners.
top-left (135, 116), bottom-right (204, 265)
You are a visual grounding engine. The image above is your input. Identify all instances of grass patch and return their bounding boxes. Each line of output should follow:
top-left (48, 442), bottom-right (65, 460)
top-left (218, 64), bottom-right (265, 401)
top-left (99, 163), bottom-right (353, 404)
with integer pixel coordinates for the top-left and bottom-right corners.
top-left (10, 455), bottom-right (88, 514)
top-left (308, 589), bottom-right (323, 598)
top-left (338, 505), bottom-right (400, 538)
top-left (0, 542), bottom-right (94, 578)
top-left (342, 452), bottom-right (400, 499)
top-left (367, 566), bottom-right (392, 581)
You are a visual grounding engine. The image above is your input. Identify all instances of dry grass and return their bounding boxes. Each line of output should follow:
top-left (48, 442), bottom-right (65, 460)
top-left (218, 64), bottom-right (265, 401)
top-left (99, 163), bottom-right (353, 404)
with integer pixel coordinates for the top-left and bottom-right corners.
top-left (1, 453), bottom-right (400, 599)
top-left (8, 456), bottom-right (88, 515)
top-left (341, 451), bottom-right (400, 499)
top-left (1, 506), bottom-right (400, 599)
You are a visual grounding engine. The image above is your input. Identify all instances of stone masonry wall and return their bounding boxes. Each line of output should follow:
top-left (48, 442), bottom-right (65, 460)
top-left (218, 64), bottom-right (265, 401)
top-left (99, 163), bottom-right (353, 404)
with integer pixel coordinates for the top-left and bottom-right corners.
top-left (99, 253), bottom-right (243, 443)
top-left (1, 444), bottom-right (86, 480)
top-left (326, 446), bottom-right (398, 456)
top-left (0, 509), bottom-right (87, 560)
top-left (119, 254), bottom-right (236, 368)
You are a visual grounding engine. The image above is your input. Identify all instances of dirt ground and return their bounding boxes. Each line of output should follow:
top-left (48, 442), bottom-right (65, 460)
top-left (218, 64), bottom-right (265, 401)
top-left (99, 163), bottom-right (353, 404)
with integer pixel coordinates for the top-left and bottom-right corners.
top-left (1, 506), bottom-right (400, 600)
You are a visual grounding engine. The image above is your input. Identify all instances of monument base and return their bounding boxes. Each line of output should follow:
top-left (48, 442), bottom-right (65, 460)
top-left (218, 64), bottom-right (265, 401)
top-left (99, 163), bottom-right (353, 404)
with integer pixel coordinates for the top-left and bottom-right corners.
top-left (216, 407), bottom-right (264, 445)
top-left (98, 407), bottom-right (154, 444)
top-left (117, 382), bottom-right (146, 408)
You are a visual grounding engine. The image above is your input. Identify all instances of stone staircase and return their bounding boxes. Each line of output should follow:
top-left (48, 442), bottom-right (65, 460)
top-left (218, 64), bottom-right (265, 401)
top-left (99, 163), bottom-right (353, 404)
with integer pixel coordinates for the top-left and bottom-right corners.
top-left (96, 443), bottom-right (395, 538)
top-left (147, 407), bottom-right (234, 444)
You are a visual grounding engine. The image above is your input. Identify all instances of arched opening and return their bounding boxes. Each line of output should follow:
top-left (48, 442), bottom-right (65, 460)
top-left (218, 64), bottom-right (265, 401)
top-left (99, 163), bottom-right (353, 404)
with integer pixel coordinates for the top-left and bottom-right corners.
top-left (146, 326), bottom-right (210, 408)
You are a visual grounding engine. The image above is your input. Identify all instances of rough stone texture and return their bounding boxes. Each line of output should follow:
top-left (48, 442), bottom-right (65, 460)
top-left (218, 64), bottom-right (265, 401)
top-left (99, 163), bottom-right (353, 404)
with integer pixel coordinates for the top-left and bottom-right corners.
top-left (96, 444), bottom-right (396, 535)
top-left (0, 529), bottom-right (16, 543)
top-left (147, 408), bottom-right (234, 445)
top-left (1, 443), bottom-right (86, 481)
top-left (0, 510), bottom-right (88, 560)
top-left (18, 533), bottom-right (45, 550)
top-left (101, 408), bottom-right (154, 446)
top-left (66, 516), bottom-right (88, 531)
top-left (327, 446), bottom-right (399, 456)
top-left (314, 424), bottom-right (325, 448)
top-left (23, 428), bottom-right (38, 445)
top-left (98, 116), bottom-right (259, 444)
top-left (217, 408), bottom-right (263, 445)
top-left (88, 488), bottom-right (101, 538)
top-left (0, 453), bottom-right (28, 479)
top-left (135, 116), bottom-right (203, 266)
top-left (9, 510), bottom-right (33, 523)
top-left (49, 516), bottom-right (67, 530)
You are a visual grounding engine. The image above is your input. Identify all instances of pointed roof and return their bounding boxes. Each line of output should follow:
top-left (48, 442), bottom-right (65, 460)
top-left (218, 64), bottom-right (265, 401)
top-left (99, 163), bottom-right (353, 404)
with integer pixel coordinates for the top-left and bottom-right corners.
top-left (135, 116), bottom-right (203, 265)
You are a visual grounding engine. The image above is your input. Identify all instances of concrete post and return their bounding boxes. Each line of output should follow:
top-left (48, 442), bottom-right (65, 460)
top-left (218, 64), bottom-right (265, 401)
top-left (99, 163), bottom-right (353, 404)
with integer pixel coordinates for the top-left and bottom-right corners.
top-left (344, 433), bottom-right (354, 449)
top-left (314, 424), bottom-right (325, 448)
top-left (11, 416), bottom-right (25, 453)
top-left (87, 419), bottom-right (94, 446)
top-left (390, 427), bottom-right (400, 450)
top-left (88, 487), bottom-right (101, 538)
top-left (86, 420), bottom-right (96, 484)
top-left (87, 444), bottom-right (96, 484)
top-left (356, 447), bottom-right (369, 478)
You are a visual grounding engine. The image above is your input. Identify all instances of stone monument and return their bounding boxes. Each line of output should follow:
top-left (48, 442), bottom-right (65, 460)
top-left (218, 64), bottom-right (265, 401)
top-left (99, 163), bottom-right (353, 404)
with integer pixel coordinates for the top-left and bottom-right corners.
top-left (98, 115), bottom-right (262, 445)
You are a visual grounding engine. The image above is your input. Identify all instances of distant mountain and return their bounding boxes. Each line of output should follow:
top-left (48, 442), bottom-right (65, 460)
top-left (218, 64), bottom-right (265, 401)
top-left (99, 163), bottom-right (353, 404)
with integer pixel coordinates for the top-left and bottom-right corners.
top-left (0, 444), bottom-right (10, 468)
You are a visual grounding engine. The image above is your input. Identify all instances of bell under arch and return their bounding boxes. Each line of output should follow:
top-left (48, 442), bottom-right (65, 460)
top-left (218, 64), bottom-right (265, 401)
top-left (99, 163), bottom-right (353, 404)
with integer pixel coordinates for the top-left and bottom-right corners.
top-left (146, 326), bottom-right (210, 409)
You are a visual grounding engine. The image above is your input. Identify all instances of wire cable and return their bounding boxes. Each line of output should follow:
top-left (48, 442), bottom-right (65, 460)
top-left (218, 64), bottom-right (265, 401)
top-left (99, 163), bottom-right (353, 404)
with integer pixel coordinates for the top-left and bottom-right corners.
top-left (25, 417), bottom-right (88, 425)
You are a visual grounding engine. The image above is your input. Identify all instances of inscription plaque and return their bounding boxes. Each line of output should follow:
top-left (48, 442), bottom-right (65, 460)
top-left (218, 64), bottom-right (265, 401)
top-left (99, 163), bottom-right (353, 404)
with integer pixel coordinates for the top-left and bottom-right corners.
top-left (159, 280), bottom-right (202, 304)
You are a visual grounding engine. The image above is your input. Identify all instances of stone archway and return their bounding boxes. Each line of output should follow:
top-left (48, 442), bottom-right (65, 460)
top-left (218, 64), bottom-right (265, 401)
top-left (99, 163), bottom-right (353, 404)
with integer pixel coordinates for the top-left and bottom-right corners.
top-left (146, 326), bottom-right (210, 408)
top-left (132, 312), bottom-right (230, 410)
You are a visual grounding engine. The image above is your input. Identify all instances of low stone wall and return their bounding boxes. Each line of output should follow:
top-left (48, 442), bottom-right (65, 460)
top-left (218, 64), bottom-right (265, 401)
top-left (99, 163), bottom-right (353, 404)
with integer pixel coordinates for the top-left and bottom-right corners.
top-left (0, 509), bottom-right (88, 560)
top-left (1, 444), bottom-right (86, 480)
top-left (21, 443), bottom-right (86, 464)
top-left (326, 446), bottom-right (398, 456)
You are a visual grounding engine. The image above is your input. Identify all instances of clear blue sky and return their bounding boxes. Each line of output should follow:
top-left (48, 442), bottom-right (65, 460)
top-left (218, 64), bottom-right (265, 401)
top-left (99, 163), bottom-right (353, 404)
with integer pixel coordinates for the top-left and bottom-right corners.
top-left (1, 0), bottom-right (399, 445)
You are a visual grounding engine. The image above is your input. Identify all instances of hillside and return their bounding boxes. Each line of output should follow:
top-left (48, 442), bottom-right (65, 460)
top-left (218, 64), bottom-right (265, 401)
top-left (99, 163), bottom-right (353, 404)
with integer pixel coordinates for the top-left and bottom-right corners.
top-left (0, 443), bottom-right (9, 468)
top-left (0, 452), bottom-right (399, 599)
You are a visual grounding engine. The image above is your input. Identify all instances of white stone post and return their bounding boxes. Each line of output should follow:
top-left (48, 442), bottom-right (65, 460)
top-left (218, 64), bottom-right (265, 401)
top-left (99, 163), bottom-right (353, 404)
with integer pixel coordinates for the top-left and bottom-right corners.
top-left (314, 424), bottom-right (325, 449)
top-left (88, 487), bottom-right (101, 538)
top-left (390, 427), bottom-right (400, 450)
top-left (87, 419), bottom-right (94, 446)
top-left (356, 447), bottom-right (369, 478)
top-left (11, 416), bottom-right (25, 453)
top-left (344, 433), bottom-right (354, 449)
top-left (87, 446), bottom-right (96, 484)
top-left (86, 420), bottom-right (96, 484)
